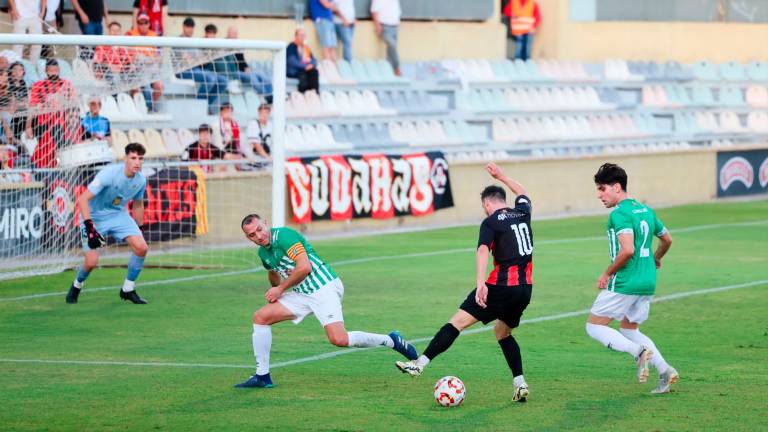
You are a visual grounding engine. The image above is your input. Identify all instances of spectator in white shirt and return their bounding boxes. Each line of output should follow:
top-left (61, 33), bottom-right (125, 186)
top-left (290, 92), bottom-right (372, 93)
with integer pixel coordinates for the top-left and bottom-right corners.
top-left (370, 0), bottom-right (401, 76)
top-left (333, 0), bottom-right (356, 62)
top-left (245, 103), bottom-right (272, 161)
top-left (8, 0), bottom-right (46, 65)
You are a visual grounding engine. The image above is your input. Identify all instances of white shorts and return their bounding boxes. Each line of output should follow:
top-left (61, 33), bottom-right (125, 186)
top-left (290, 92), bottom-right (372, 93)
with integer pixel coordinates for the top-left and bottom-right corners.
top-left (278, 278), bottom-right (345, 327)
top-left (590, 290), bottom-right (653, 324)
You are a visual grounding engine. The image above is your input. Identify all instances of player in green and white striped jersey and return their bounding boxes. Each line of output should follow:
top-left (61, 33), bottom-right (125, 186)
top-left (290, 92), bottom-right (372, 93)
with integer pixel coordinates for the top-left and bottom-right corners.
top-left (585, 163), bottom-right (678, 394)
top-left (234, 214), bottom-right (418, 389)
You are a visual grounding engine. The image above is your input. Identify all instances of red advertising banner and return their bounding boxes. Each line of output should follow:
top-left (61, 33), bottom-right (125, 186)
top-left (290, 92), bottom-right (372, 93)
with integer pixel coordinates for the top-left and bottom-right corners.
top-left (286, 152), bottom-right (453, 223)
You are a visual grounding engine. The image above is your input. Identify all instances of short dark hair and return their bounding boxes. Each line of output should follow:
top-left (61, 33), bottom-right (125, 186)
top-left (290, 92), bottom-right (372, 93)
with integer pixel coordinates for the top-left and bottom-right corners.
top-left (125, 142), bottom-right (146, 156)
top-left (183, 17), bottom-right (195, 28)
top-left (9, 61), bottom-right (24, 72)
top-left (198, 123), bottom-right (213, 133)
top-left (241, 213), bottom-right (261, 228)
top-left (481, 185), bottom-right (506, 202)
top-left (45, 58), bottom-right (59, 68)
top-left (205, 23), bottom-right (217, 34)
top-left (108, 21), bottom-right (121, 28)
top-left (594, 163), bottom-right (628, 191)
top-left (219, 102), bottom-right (232, 111)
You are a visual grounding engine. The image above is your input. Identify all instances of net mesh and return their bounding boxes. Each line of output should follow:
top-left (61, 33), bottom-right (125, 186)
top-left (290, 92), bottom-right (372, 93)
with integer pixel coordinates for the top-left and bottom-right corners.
top-left (0, 37), bottom-right (279, 281)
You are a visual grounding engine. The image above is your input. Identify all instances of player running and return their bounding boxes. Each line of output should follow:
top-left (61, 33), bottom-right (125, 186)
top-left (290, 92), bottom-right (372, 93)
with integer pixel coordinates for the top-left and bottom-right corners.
top-left (234, 214), bottom-right (418, 388)
top-left (585, 163), bottom-right (678, 394)
top-left (65, 143), bottom-right (149, 305)
top-left (396, 162), bottom-right (533, 403)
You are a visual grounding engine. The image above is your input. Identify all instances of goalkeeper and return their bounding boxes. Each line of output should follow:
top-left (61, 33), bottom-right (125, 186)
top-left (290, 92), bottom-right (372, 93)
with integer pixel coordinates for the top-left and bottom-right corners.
top-left (65, 143), bottom-right (149, 305)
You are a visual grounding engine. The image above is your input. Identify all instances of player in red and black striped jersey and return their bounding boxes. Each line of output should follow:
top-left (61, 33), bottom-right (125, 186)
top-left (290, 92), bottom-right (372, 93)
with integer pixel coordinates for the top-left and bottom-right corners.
top-left (396, 162), bottom-right (533, 402)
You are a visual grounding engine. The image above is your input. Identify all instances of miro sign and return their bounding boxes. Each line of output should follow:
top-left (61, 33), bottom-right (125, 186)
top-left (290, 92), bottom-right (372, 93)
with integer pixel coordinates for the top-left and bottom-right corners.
top-left (717, 149), bottom-right (768, 197)
top-left (0, 186), bottom-right (45, 258)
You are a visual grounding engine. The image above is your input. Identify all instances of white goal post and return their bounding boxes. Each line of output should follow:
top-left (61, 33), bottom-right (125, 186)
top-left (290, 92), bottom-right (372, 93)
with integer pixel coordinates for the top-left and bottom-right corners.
top-left (0, 33), bottom-right (287, 280)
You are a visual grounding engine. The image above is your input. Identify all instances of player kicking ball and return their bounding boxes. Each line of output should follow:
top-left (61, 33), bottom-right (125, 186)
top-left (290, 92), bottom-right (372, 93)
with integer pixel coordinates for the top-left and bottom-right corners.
top-left (65, 143), bottom-right (149, 305)
top-left (585, 163), bottom-right (678, 394)
top-left (234, 214), bottom-right (418, 388)
top-left (396, 163), bottom-right (533, 403)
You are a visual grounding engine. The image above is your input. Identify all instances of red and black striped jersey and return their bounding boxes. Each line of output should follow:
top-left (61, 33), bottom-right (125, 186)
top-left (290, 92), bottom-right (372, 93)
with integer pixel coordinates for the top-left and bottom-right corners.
top-left (478, 195), bottom-right (533, 287)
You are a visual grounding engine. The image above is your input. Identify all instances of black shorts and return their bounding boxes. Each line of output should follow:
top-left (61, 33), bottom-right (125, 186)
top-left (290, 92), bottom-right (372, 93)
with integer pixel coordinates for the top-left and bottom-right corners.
top-left (459, 284), bottom-right (532, 329)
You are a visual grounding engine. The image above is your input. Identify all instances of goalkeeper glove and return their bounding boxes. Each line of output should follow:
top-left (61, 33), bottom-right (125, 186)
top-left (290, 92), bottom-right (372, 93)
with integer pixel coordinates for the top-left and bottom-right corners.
top-left (83, 219), bottom-right (106, 249)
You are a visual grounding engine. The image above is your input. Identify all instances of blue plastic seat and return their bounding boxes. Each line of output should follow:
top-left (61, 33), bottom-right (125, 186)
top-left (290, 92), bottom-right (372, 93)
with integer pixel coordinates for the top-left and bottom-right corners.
top-left (746, 61), bottom-right (768, 81)
top-left (693, 61), bottom-right (719, 81)
top-left (691, 86), bottom-right (716, 107)
top-left (719, 61), bottom-right (747, 81)
top-left (718, 86), bottom-right (745, 107)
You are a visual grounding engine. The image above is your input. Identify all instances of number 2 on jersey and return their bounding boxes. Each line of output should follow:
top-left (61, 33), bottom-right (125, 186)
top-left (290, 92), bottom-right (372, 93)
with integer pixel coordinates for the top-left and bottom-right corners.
top-left (511, 223), bottom-right (533, 256)
top-left (639, 220), bottom-right (650, 258)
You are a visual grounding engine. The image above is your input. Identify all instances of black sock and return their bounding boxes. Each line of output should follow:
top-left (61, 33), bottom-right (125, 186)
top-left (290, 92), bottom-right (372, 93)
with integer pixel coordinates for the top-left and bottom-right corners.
top-left (422, 323), bottom-right (461, 361)
top-left (498, 335), bottom-right (523, 377)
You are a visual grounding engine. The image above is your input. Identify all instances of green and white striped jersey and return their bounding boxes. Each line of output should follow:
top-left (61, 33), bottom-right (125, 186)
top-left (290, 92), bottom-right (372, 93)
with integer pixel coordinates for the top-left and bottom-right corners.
top-left (258, 227), bottom-right (338, 295)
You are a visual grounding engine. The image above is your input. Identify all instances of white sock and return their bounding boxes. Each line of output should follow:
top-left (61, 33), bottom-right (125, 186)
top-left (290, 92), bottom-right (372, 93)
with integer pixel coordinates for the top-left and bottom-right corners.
top-left (513, 375), bottom-right (526, 387)
top-left (586, 323), bottom-right (643, 358)
top-left (619, 328), bottom-right (670, 374)
top-left (347, 331), bottom-right (394, 348)
top-left (416, 355), bottom-right (430, 368)
top-left (252, 324), bottom-right (272, 375)
top-left (121, 280), bottom-right (135, 293)
top-left (73, 279), bottom-right (84, 289)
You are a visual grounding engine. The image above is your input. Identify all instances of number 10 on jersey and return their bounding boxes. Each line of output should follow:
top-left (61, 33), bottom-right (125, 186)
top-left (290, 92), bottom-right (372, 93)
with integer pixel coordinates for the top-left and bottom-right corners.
top-left (511, 223), bottom-right (533, 256)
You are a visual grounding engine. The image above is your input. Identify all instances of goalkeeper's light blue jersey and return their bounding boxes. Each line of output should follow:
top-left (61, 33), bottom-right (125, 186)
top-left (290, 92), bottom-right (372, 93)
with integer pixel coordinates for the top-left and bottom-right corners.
top-left (86, 164), bottom-right (146, 219)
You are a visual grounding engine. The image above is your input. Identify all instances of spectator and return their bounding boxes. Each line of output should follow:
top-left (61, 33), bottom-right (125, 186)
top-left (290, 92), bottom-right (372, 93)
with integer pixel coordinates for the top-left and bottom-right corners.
top-left (26, 59), bottom-right (80, 168)
top-left (81, 97), bottom-right (111, 145)
top-left (71, 0), bottom-right (109, 35)
top-left (0, 69), bottom-right (16, 146)
top-left (245, 103), bottom-right (272, 160)
top-left (125, 13), bottom-right (164, 112)
top-left (218, 102), bottom-right (241, 155)
top-left (0, 56), bottom-right (10, 71)
top-left (40, 0), bottom-right (62, 59)
top-left (0, 145), bottom-right (19, 181)
top-left (287, 28), bottom-right (319, 94)
top-left (184, 123), bottom-right (239, 172)
top-left (133, 0), bottom-right (167, 36)
top-left (8, 62), bottom-right (29, 143)
top-left (503, 0), bottom-right (540, 61)
top-left (333, 0), bottom-right (356, 62)
top-left (222, 26), bottom-right (273, 101)
top-left (8, 0), bottom-right (45, 65)
top-left (371, 0), bottom-right (401, 76)
top-left (309, 0), bottom-right (338, 61)
top-left (94, 21), bottom-right (135, 84)
top-left (175, 17), bottom-right (229, 114)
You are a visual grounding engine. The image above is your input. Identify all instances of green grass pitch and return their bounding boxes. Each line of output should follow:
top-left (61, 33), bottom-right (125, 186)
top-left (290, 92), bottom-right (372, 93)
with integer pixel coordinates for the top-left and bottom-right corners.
top-left (1, 200), bottom-right (766, 431)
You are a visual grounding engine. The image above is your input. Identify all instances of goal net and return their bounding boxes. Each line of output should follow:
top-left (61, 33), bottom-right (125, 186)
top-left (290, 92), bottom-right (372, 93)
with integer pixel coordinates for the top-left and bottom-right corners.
top-left (0, 33), bottom-right (286, 281)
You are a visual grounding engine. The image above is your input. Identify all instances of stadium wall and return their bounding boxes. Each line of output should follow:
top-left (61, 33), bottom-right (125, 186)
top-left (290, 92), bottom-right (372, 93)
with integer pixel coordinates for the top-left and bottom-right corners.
top-left (536, 0), bottom-right (768, 62)
top-left (282, 149), bottom-right (718, 236)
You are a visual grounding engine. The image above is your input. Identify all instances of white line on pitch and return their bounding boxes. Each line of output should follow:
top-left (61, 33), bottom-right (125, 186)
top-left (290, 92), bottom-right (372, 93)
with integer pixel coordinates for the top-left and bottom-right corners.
top-left (2, 219), bottom-right (766, 303)
top-left (1, 278), bottom-right (766, 370)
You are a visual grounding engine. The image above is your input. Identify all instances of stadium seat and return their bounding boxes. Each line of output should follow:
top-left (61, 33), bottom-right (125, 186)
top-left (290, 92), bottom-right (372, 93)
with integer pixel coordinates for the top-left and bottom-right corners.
top-left (320, 92), bottom-right (342, 116)
top-left (718, 86), bottom-right (745, 107)
top-left (746, 86), bottom-right (768, 108)
top-left (334, 91), bottom-right (353, 116)
top-left (161, 128), bottom-right (184, 156)
top-left (176, 128), bottom-right (196, 148)
top-left (691, 86), bottom-right (716, 107)
top-left (746, 61), bottom-right (768, 82)
top-left (336, 60), bottom-right (356, 82)
top-left (285, 124), bottom-right (304, 151)
top-left (719, 112), bottom-right (744, 133)
top-left (244, 91), bottom-right (263, 113)
top-left (692, 61), bottom-right (719, 81)
top-left (143, 128), bottom-right (173, 158)
top-left (19, 59), bottom-right (40, 84)
top-left (127, 128), bottom-right (147, 147)
top-left (304, 90), bottom-right (327, 117)
top-left (111, 129), bottom-right (129, 159)
top-left (604, 59), bottom-right (644, 81)
top-left (662, 61), bottom-right (693, 81)
top-left (747, 112), bottom-right (768, 133)
top-left (116, 93), bottom-right (141, 122)
top-left (719, 61), bottom-right (747, 81)
top-left (72, 58), bottom-right (95, 84)
top-left (100, 95), bottom-right (124, 122)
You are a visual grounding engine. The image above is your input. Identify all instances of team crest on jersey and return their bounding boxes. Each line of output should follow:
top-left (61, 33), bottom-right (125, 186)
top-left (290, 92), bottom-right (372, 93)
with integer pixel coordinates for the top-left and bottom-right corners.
top-left (719, 156), bottom-right (754, 190)
top-left (112, 197), bottom-right (123, 206)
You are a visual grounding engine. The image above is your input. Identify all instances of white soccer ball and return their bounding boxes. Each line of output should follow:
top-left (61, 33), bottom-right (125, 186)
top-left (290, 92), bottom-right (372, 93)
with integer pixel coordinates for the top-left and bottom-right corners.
top-left (434, 376), bottom-right (466, 407)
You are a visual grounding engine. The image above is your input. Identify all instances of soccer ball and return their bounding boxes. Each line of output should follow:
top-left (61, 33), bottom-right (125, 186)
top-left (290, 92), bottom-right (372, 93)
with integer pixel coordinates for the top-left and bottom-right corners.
top-left (434, 376), bottom-right (466, 407)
